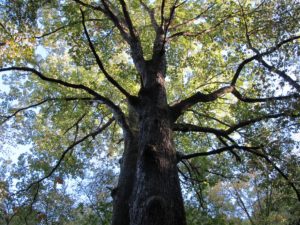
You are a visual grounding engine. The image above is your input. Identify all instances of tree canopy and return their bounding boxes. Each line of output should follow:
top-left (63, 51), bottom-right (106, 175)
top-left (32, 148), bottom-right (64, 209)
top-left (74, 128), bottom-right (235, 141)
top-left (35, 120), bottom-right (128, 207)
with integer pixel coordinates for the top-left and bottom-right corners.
top-left (0, 0), bottom-right (300, 224)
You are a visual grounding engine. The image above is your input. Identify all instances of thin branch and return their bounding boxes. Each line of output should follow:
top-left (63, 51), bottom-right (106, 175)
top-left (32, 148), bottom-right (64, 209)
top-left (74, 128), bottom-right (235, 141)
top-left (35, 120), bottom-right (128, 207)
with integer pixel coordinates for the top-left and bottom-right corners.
top-left (244, 148), bottom-right (300, 201)
top-left (35, 18), bottom-right (106, 39)
top-left (257, 58), bottom-right (300, 92)
top-left (169, 3), bottom-right (215, 30)
top-left (188, 110), bottom-right (231, 127)
top-left (100, 0), bottom-right (130, 41)
top-left (119, 0), bottom-right (136, 39)
top-left (80, 9), bottom-right (132, 99)
top-left (233, 186), bottom-right (255, 225)
top-left (173, 112), bottom-right (299, 137)
top-left (139, 0), bottom-right (159, 31)
top-left (180, 145), bottom-right (260, 160)
top-left (225, 112), bottom-right (300, 134)
top-left (231, 35), bottom-right (300, 86)
top-left (173, 123), bottom-right (226, 136)
top-left (24, 118), bottom-right (114, 191)
top-left (168, 13), bottom-right (232, 40)
top-left (63, 112), bottom-right (87, 135)
top-left (0, 67), bottom-right (130, 132)
top-left (239, 4), bottom-right (300, 92)
top-left (160, 0), bottom-right (166, 28)
top-left (0, 97), bottom-right (94, 125)
top-left (232, 88), bottom-right (299, 103)
top-left (73, 0), bottom-right (104, 12)
top-left (163, 0), bottom-right (179, 44)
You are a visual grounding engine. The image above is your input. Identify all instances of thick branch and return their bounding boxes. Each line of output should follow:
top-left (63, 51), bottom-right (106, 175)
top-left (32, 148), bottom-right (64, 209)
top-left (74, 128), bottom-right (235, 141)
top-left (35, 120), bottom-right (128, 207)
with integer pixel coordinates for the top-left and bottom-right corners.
top-left (170, 86), bottom-right (234, 120)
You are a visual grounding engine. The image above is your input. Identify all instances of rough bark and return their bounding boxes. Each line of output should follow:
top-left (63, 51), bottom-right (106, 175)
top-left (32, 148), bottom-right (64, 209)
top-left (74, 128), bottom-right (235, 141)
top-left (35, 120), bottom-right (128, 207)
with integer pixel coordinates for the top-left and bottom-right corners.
top-left (130, 60), bottom-right (186, 225)
top-left (112, 104), bottom-right (139, 225)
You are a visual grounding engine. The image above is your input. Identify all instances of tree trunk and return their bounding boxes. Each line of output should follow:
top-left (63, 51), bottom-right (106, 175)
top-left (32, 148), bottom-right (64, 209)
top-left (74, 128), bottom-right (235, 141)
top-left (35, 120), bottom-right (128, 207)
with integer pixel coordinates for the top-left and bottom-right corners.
top-left (112, 105), bottom-right (139, 225)
top-left (131, 61), bottom-right (186, 225)
top-left (112, 58), bottom-right (186, 225)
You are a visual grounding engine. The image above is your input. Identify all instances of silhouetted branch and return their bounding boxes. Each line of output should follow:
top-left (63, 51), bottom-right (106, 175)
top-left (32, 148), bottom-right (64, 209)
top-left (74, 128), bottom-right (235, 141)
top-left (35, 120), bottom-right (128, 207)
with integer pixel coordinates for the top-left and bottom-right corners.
top-left (24, 118), bottom-right (114, 192)
top-left (0, 67), bottom-right (130, 132)
top-left (170, 86), bottom-right (234, 120)
top-left (231, 35), bottom-right (300, 86)
top-left (139, 1), bottom-right (159, 30)
top-left (180, 145), bottom-right (260, 160)
top-left (0, 97), bottom-right (94, 125)
top-left (232, 88), bottom-right (299, 103)
top-left (243, 148), bottom-right (300, 201)
top-left (81, 9), bottom-right (133, 99)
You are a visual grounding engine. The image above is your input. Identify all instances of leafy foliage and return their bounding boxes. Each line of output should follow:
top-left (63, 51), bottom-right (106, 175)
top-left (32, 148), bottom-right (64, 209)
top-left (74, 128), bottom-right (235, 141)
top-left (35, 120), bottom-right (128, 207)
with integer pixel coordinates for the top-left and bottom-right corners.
top-left (0, 0), bottom-right (300, 224)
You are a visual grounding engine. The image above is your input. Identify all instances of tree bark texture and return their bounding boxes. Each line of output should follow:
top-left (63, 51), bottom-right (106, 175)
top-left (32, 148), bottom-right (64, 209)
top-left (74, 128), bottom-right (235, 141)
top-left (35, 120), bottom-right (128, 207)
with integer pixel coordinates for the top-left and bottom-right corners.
top-left (112, 59), bottom-right (187, 225)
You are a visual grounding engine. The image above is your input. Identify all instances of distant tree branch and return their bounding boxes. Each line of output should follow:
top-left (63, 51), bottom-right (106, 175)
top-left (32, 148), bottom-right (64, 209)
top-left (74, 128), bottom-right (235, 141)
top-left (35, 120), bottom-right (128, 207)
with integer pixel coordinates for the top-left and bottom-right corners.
top-left (80, 9), bottom-right (133, 99)
top-left (24, 118), bottom-right (114, 192)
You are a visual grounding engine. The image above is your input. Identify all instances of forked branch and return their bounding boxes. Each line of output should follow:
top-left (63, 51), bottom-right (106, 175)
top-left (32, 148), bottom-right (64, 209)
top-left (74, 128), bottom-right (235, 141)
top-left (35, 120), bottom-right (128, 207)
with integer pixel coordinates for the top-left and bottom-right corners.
top-left (170, 86), bottom-right (234, 120)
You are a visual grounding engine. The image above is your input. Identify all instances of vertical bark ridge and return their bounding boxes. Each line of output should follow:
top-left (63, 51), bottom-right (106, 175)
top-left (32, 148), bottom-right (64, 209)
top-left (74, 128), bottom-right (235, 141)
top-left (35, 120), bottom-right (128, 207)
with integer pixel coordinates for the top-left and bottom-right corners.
top-left (130, 80), bottom-right (186, 225)
top-left (112, 103), bottom-right (139, 225)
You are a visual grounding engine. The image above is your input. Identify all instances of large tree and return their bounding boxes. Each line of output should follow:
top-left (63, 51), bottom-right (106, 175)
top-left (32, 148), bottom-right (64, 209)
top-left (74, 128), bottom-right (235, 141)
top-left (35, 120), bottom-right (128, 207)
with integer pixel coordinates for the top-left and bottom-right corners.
top-left (0, 0), bottom-right (300, 225)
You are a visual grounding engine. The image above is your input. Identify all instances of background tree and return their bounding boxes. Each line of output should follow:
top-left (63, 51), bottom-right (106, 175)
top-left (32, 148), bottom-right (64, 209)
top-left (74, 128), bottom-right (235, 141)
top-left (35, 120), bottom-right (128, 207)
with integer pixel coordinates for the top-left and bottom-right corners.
top-left (0, 0), bottom-right (300, 225)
